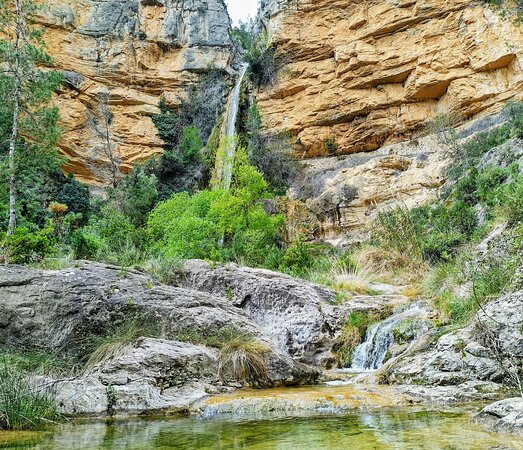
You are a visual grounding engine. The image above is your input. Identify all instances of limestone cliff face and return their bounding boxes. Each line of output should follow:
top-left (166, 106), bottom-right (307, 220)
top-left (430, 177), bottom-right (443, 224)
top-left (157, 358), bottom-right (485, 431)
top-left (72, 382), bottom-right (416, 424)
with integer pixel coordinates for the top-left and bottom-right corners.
top-left (259, 0), bottom-right (523, 157)
top-left (37, 0), bottom-right (233, 184)
top-left (258, 0), bottom-right (523, 243)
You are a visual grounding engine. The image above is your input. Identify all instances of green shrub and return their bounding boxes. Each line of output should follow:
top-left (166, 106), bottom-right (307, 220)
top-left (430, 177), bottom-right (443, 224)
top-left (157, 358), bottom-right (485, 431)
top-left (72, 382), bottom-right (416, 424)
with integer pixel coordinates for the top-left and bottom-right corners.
top-left (56, 174), bottom-right (91, 225)
top-left (152, 71), bottom-right (227, 198)
top-left (475, 166), bottom-right (510, 206)
top-left (107, 164), bottom-right (158, 227)
top-left (245, 32), bottom-right (281, 88)
top-left (372, 206), bottom-right (423, 259)
top-left (500, 175), bottom-right (523, 224)
top-left (71, 231), bottom-right (101, 260)
top-left (0, 227), bottom-right (55, 264)
top-left (280, 236), bottom-right (315, 275)
top-left (147, 148), bottom-right (283, 267)
top-left (244, 101), bottom-right (298, 195)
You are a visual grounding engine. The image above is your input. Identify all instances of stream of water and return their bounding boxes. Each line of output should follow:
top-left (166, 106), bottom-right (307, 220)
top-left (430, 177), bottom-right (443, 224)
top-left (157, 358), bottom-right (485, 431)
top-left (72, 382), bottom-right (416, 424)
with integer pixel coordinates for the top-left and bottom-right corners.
top-left (351, 303), bottom-right (430, 371)
top-left (1, 406), bottom-right (521, 449)
top-left (214, 63), bottom-right (249, 191)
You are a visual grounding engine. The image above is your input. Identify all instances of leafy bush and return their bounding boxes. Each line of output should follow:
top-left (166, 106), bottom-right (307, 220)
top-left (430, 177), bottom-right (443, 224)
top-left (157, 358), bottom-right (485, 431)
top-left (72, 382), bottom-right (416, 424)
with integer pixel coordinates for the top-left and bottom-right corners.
top-left (244, 102), bottom-right (298, 194)
top-left (244, 32), bottom-right (281, 88)
top-left (0, 227), bottom-right (54, 264)
top-left (147, 148), bottom-right (283, 268)
top-left (152, 71), bottom-right (226, 198)
top-left (71, 230), bottom-right (102, 260)
top-left (499, 175), bottom-right (523, 225)
top-left (280, 237), bottom-right (315, 275)
top-left (107, 164), bottom-right (157, 227)
top-left (56, 174), bottom-right (91, 224)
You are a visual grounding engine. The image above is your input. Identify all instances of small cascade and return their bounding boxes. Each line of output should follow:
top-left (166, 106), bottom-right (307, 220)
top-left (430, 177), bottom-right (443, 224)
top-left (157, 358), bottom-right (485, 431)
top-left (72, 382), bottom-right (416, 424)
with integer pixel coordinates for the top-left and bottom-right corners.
top-left (350, 303), bottom-right (430, 371)
top-left (213, 63), bottom-right (249, 191)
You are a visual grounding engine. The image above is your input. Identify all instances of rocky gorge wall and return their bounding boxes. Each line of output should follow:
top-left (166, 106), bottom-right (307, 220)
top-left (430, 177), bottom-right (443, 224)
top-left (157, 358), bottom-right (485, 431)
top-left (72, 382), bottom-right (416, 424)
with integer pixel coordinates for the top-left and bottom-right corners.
top-left (257, 0), bottom-right (523, 243)
top-left (37, 0), bottom-right (234, 184)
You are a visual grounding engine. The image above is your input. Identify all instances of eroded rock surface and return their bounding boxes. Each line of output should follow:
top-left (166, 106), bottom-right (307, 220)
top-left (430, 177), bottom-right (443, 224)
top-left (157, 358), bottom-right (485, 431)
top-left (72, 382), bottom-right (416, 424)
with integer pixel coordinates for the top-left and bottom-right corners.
top-left (259, 0), bottom-right (523, 158)
top-left (381, 290), bottom-right (523, 390)
top-left (475, 398), bottom-right (523, 436)
top-left (36, 0), bottom-right (233, 183)
top-left (0, 262), bottom-right (348, 415)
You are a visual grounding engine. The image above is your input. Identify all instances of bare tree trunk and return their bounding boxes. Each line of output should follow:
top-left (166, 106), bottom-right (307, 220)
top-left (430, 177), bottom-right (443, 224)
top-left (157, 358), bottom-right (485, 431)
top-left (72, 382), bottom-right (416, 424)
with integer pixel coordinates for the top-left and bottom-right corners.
top-left (7, 0), bottom-right (22, 236)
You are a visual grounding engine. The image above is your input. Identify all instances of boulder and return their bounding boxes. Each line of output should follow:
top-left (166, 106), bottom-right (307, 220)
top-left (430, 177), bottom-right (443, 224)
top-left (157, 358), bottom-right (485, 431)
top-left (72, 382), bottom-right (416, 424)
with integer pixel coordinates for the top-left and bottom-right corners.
top-left (474, 398), bottom-right (523, 436)
top-left (381, 290), bottom-right (523, 390)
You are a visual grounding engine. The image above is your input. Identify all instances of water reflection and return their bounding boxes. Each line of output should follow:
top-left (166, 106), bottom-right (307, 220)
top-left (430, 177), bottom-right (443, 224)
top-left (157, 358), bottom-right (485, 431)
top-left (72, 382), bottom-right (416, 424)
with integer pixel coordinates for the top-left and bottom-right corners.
top-left (0, 409), bottom-right (521, 450)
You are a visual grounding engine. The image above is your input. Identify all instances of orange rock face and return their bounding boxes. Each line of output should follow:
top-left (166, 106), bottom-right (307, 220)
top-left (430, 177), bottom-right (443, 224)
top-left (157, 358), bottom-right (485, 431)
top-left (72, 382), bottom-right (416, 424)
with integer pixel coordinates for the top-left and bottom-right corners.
top-left (256, 0), bottom-right (523, 242)
top-left (259, 0), bottom-right (523, 158)
top-left (37, 0), bottom-right (233, 184)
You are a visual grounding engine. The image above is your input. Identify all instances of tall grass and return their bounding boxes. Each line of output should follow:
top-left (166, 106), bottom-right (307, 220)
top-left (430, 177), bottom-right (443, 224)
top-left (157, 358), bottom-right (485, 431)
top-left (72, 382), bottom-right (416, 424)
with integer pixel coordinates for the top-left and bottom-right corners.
top-left (173, 326), bottom-right (272, 387)
top-left (85, 317), bottom-right (160, 368)
top-left (0, 361), bottom-right (60, 430)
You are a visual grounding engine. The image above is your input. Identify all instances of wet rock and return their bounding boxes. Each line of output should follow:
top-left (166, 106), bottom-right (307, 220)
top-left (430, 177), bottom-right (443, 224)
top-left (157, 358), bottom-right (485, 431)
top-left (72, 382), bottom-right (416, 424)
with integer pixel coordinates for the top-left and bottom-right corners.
top-left (474, 398), bottom-right (523, 436)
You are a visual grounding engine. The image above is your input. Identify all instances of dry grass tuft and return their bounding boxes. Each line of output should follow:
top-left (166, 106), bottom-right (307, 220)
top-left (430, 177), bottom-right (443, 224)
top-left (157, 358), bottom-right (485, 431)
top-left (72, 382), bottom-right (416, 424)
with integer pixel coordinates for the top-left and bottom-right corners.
top-left (218, 337), bottom-right (271, 387)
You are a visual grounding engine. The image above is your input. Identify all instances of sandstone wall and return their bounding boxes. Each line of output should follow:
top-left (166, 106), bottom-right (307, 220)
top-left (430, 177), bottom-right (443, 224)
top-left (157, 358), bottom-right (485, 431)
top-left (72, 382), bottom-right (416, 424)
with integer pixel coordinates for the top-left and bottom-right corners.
top-left (37, 0), bottom-right (233, 184)
top-left (259, 0), bottom-right (523, 157)
top-left (258, 0), bottom-right (523, 242)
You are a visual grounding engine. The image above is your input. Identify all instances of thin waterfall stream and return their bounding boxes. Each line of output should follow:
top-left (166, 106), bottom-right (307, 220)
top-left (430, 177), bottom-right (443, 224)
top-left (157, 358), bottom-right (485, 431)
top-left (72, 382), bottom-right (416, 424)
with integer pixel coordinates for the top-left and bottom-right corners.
top-left (214, 63), bottom-right (249, 190)
top-left (350, 303), bottom-right (431, 371)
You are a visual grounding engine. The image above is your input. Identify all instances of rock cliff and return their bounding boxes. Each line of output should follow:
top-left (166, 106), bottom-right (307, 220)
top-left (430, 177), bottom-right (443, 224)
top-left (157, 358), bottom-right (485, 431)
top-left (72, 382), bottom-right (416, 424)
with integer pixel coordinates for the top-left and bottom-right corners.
top-left (259, 0), bottom-right (523, 158)
top-left (37, 0), bottom-right (233, 184)
top-left (258, 0), bottom-right (523, 242)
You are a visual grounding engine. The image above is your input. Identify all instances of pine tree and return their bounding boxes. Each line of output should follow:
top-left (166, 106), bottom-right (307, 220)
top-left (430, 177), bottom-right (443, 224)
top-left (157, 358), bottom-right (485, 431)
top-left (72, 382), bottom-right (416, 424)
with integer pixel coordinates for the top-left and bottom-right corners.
top-left (0, 0), bottom-right (63, 233)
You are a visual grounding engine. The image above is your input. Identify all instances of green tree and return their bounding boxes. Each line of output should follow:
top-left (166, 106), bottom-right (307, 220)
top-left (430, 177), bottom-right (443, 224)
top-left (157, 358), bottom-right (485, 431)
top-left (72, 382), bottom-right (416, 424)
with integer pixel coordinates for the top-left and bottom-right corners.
top-left (0, 0), bottom-right (63, 233)
top-left (107, 165), bottom-right (157, 227)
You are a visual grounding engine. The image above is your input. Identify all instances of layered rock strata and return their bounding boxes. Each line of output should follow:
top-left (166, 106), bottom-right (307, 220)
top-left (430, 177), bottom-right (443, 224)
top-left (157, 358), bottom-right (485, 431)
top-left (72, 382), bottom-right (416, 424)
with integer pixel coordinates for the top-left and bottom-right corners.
top-left (259, 0), bottom-right (523, 158)
top-left (36, 0), bottom-right (233, 183)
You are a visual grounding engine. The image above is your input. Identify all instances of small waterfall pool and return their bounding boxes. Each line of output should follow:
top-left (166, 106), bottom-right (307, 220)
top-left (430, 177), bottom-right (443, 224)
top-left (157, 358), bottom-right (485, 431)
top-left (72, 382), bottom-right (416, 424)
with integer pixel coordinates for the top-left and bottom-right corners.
top-left (1, 406), bottom-right (519, 449)
top-left (350, 303), bottom-right (431, 371)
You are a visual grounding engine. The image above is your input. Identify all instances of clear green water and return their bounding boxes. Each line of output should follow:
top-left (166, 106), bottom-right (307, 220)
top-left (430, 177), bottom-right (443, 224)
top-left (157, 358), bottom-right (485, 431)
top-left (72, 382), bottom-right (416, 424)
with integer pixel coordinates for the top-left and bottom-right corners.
top-left (1, 408), bottom-right (522, 450)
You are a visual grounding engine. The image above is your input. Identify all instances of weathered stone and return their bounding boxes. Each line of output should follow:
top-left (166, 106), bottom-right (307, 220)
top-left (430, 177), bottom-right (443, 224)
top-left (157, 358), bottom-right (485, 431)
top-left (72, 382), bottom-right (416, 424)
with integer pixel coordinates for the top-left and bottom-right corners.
top-left (259, 0), bottom-right (523, 159)
top-left (175, 260), bottom-right (340, 367)
top-left (381, 290), bottom-right (523, 389)
top-left (35, 0), bottom-right (234, 183)
top-left (475, 398), bottom-right (523, 436)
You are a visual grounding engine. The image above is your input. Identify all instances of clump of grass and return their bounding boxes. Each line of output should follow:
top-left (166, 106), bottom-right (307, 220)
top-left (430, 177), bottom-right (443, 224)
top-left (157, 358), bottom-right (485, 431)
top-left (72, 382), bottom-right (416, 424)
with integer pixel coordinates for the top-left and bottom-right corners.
top-left (307, 254), bottom-right (382, 295)
top-left (0, 361), bottom-right (61, 430)
top-left (141, 257), bottom-right (182, 285)
top-left (424, 256), bottom-right (514, 325)
top-left (218, 337), bottom-right (271, 387)
top-left (85, 316), bottom-right (160, 369)
top-left (172, 326), bottom-right (272, 387)
top-left (0, 351), bottom-right (75, 377)
top-left (330, 263), bottom-right (382, 295)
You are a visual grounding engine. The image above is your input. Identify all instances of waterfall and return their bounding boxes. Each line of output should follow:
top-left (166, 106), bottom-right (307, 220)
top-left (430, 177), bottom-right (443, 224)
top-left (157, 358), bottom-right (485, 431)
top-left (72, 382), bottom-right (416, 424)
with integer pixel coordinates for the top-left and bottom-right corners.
top-left (350, 303), bottom-right (430, 371)
top-left (213, 63), bottom-right (249, 191)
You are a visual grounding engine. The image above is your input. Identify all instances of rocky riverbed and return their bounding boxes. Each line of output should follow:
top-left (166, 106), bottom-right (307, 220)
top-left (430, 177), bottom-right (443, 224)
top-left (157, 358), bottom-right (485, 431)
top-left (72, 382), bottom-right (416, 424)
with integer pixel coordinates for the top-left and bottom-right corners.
top-left (1, 261), bottom-right (522, 436)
